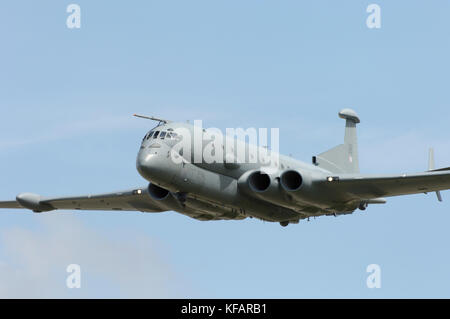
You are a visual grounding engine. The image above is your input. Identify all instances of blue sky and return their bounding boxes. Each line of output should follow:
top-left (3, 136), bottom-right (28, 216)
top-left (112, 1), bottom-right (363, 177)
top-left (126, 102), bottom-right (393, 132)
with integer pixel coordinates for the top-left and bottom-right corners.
top-left (1, 0), bottom-right (450, 298)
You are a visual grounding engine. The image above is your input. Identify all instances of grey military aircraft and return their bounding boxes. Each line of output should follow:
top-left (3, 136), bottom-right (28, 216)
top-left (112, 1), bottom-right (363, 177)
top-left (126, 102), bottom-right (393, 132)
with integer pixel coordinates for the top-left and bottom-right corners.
top-left (1, 109), bottom-right (449, 227)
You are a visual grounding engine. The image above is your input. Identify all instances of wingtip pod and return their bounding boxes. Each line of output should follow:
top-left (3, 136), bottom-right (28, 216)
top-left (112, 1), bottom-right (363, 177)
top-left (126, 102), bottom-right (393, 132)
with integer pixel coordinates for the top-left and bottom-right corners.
top-left (16, 193), bottom-right (55, 212)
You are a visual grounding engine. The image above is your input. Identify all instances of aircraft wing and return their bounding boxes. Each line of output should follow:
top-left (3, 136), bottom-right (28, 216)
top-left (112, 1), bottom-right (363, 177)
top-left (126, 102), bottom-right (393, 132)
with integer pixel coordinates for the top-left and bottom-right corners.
top-left (0, 187), bottom-right (165, 213)
top-left (0, 201), bottom-right (23, 209)
top-left (0, 187), bottom-right (246, 222)
top-left (322, 169), bottom-right (450, 199)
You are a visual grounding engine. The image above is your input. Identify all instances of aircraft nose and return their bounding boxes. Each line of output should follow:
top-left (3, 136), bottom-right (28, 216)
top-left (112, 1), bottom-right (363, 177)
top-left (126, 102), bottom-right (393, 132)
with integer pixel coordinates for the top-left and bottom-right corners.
top-left (136, 149), bottom-right (158, 179)
top-left (136, 143), bottom-right (177, 184)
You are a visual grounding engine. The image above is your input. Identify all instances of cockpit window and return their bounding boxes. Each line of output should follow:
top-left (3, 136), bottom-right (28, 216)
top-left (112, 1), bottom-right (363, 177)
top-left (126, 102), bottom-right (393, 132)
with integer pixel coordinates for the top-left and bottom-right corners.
top-left (144, 129), bottom-right (179, 142)
top-left (146, 131), bottom-right (154, 140)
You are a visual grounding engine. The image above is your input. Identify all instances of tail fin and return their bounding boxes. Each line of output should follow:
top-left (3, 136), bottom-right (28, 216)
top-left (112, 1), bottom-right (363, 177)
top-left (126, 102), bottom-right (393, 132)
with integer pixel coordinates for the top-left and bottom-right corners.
top-left (313, 109), bottom-right (360, 174)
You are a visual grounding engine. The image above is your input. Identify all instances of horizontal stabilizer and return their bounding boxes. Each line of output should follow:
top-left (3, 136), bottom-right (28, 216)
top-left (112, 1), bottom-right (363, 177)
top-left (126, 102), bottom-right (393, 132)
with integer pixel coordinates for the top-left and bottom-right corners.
top-left (429, 167), bottom-right (450, 172)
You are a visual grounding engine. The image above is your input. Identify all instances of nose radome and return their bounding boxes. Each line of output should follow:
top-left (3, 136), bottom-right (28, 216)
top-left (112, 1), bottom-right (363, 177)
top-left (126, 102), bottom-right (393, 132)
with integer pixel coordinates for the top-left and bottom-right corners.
top-left (136, 140), bottom-right (181, 188)
top-left (136, 144), bottom-right (177, 185)
top-left (136, 150), bottom-right (158, 179)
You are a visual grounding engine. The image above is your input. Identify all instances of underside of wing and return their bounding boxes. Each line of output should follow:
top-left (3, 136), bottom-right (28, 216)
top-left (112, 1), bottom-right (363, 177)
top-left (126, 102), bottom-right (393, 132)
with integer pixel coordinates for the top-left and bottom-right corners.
top-left (44, 189), bottom-right (165, 212)
top-left (0, 186), bottom-right (247, 222)
top-left (322, 169), bottom-right (450, 199)
top-left (0, 187), bottom-right (166, 213)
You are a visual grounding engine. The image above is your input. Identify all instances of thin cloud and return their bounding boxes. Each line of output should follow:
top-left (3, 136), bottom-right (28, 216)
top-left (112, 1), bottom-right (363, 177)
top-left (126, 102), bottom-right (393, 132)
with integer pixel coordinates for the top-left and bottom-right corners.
top-left (0, 214), bottom-right (188, 298)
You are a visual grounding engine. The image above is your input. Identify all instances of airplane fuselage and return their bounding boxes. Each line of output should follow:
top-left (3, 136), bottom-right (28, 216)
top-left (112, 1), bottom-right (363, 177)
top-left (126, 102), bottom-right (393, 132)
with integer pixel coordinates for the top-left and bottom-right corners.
top-left (135, 122), bottom-right (355, 224)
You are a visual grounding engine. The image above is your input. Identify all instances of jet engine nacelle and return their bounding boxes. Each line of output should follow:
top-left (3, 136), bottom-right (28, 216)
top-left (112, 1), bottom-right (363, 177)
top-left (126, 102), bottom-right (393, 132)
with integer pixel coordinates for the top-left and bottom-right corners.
top-left (145, 183), bottom-right (186, 212)
top-left (279, 170), bottom-right (311, 192)
top-left (238, 169), bottom-right (297, 209)
top-left (238, 169), bottom-right (323, 209)
top-left (238, 170), bottom-right (272, 194)
top-left (247, 171), bottom-right (272, 193)
top-left (279, 169), bottom-right (321, 205)
top-left (147, 183), bottom-right (170, 200)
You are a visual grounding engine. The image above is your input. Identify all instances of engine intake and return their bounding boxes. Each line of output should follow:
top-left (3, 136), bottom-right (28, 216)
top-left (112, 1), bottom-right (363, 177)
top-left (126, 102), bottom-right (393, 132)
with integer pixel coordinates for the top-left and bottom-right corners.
top-left (280, 170), bottom-right (303, 191)
top-left (248, 171), bottom-right (271, 192)
top-left (148, 183), bottom-right (170, 200)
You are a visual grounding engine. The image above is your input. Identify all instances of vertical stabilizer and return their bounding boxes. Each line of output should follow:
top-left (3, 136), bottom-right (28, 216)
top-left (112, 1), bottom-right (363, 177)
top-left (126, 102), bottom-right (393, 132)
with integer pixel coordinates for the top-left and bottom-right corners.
top-left (314, 109), bottom-right (360, 174)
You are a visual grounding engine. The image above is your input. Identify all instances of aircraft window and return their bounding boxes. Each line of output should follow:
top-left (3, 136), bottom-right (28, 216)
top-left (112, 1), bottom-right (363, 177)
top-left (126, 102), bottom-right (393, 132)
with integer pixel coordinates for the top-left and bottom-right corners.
top-left (153, 131), bottom-right (160, 139)
top-left (146, 131), bottom-right (154, 140)
top-left (166, 133), bottom-right (172, 139)
top-left (160, 131), bottom-right (166, 139)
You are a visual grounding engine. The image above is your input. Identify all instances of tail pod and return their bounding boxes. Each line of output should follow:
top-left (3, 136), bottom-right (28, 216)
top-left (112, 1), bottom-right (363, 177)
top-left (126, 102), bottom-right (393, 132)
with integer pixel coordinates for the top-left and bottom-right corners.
top-left (313, 109), bottom-right (360, 174)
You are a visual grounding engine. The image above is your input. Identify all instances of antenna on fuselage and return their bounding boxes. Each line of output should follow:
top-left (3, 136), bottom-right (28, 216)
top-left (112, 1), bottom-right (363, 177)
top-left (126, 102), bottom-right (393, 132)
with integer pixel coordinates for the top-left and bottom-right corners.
top-left (133, 114), bottom-right (171, 125)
